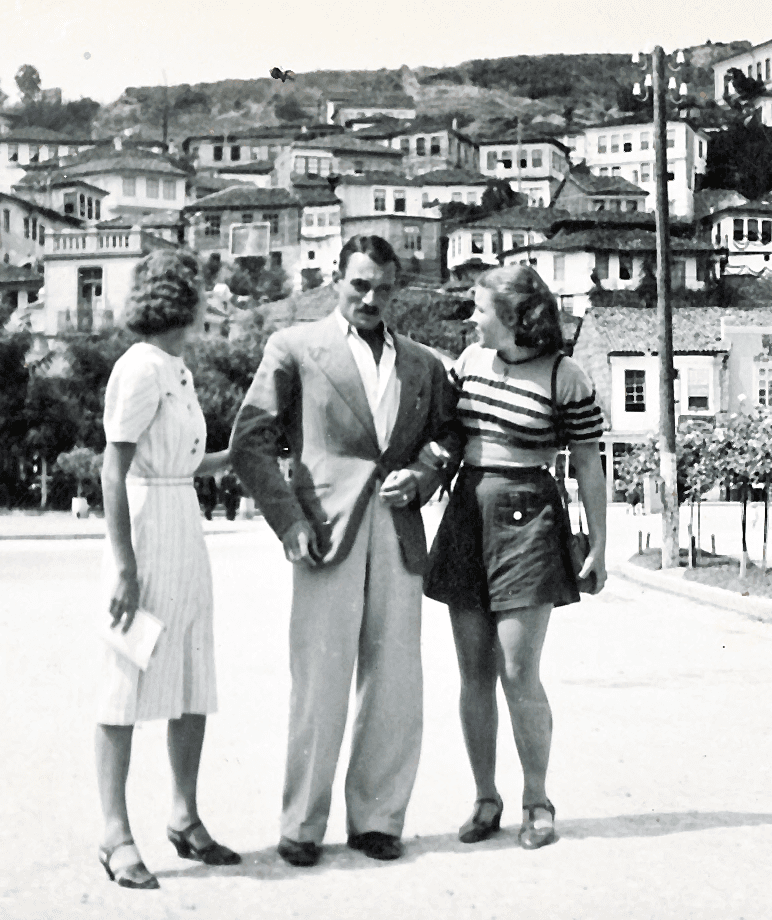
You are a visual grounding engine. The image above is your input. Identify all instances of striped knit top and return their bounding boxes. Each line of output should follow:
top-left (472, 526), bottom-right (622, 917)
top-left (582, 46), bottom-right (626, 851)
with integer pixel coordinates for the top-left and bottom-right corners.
top-left (452, 344), bottom-right (605, 469)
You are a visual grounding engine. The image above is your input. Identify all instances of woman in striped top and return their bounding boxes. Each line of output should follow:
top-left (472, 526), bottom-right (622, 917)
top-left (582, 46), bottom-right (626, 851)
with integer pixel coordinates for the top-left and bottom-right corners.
top-left (96, 251), bottom-right (239, 889)
top-left (425, 264), bottom-right (606, 850)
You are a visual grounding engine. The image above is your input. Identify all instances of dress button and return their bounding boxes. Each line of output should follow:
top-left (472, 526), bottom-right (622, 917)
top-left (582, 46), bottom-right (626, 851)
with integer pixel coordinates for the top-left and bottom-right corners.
top-left (191, 448), bottom-right (197, 454)
top-left (513, 510), bottom-right (523, 521)
top-left (181, 379), bottom-right (187, 386)
top-left (194, 438), bottom-right (200, 444)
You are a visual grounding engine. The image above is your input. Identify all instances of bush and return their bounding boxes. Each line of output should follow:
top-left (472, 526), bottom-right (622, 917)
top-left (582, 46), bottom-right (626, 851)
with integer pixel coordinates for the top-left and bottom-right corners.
top-left (54, 446), bottom-right (103, 499)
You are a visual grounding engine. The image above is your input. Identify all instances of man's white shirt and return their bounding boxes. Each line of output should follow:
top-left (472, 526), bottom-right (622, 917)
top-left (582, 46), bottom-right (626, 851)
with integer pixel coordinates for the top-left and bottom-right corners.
top-left (335, 308), bottom-right (400, 452)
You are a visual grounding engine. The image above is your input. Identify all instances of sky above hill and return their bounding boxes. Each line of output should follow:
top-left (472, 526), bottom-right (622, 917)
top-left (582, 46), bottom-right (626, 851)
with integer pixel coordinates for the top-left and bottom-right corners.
top-left (1, 0), bottom-right (771, 105)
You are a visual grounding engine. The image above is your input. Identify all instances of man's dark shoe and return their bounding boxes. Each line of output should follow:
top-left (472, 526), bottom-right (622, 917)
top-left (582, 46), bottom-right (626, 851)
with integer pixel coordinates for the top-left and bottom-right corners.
top-left (347, 831), bottom-right (403, 861)
top-left (277, 837), bottom-right (321, 867)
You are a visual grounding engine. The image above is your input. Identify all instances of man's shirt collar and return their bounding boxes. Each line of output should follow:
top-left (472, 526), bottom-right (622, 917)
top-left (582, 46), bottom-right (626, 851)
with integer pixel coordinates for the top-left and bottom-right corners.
top-left (334, 308), bottom-right (394, 347)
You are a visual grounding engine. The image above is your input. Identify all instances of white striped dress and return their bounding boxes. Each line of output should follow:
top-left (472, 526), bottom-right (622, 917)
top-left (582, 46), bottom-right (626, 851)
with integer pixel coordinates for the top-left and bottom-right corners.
top-left (453, 344), bottom-right (605, 468)
top-left (98, 342), bottom-right (217, 725)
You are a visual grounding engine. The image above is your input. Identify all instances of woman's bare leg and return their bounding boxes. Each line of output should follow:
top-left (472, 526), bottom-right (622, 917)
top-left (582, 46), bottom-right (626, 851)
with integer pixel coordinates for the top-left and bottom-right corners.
top-left (95, 724), bottom-right (134, 848)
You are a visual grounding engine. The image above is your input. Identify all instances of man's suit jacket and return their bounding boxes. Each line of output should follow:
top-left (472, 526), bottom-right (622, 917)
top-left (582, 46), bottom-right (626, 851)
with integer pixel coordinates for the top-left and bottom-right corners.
top-left (230, 312), bottom-right (458, 574)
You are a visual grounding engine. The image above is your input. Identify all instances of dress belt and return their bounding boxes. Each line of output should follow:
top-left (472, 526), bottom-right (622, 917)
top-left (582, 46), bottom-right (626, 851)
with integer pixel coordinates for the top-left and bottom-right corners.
top-left (126, 476), bottom-right (194, 487)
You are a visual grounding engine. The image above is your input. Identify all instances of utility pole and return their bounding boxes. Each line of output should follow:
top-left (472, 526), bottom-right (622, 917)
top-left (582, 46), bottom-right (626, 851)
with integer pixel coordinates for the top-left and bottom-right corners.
top-left (652, 46), bottom-right (679, 568)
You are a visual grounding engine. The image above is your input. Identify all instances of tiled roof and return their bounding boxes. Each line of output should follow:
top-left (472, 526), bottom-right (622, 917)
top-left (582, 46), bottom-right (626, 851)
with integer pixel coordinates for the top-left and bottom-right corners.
top-left (212, 161), bottom-right (274, 174)
top-left (461, 206), bottom-right (568, 231)
top-left (515, 227), bottom-right (715, 253)
top-left (291, 185), bottom-right (341, 206)
top-left (1, 127), bottom-right (84, 143)
top-left (584, 115), bottom-right (708, 135)
top-left (473, 126), bottom-right (570, 152)
top-left (97, 210), bottom-right (184, 228)
top-left (550, 210), bottom-right (696, 234)
top-left (565, 166), bottom-right (647, 196)
top-left (416, 169), bottom-right (490, 186)
top-left (0, 191), bottom-right (84, 227)
top-left (336, 170), bottom-right (414, 187)
top-left (55, 147), bottom-right (189, 178)
top-left (354, 116), bottom-right (477, 142)
top-left (0, 264), bottom-right (44, 287)
top-left (12, 173), bottom-right (108, 195)
top-left (185, 186), bottom-right (299, 210)
top-left (293, 136), bottom-right (404, 156)
top-left (586, 305), bottom-right (772, 354)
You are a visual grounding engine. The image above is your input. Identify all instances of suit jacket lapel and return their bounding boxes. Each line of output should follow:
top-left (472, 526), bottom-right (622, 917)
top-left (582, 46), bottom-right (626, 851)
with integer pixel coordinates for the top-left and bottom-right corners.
top-left (306, 313), bottom-right (380, 451)
top-left (385, 335), bottom-right (425, 462)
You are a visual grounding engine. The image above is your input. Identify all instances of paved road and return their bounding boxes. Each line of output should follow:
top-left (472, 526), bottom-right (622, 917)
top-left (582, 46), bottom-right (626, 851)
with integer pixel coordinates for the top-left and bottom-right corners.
top-left (2, 511), bottom-right (772, 919)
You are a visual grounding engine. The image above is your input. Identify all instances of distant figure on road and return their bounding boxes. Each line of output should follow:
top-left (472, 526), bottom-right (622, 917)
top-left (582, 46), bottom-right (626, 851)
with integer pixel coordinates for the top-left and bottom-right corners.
top-left (195, 475), bottom-right (218, 520)
top-left (424, 264), bottom-right (607, 851)
top-left (219, 470), bottom-right (242, 521)
top-left (230, 235), bottom-right (458, 867)
top-left (626, 482), bottom-right (643, 515)
top-left (97, 250), bottom-right (239, 890)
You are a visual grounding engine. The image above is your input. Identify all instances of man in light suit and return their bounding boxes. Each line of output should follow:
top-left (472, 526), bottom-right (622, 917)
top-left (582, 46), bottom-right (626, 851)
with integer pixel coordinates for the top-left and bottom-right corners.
top-left (230, 235), bottom-right (457, 866)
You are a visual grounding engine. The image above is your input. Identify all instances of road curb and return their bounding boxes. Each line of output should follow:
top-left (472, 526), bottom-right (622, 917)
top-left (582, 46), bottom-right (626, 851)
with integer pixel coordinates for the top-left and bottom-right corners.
top-left (0, 528), bottom-right (254, 542)
top-left (613, 560), bottom-right (772, 622)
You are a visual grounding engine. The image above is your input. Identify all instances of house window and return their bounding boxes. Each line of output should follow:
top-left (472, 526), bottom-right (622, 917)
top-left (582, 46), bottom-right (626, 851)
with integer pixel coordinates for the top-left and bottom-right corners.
top-left (29, 145), bottom-right (39, 163)
top-left (471, 232), bottom-right (484, 254)
top-left (354, 160), bottom-right (364, 174)
top-left (95, 199), bottom-right (101, 220)
top-left (204, 215), bottom-right (221, 237)
top-left (241, 212), bottom-right (253, 223)
top-left (230, 145), bottom-right (241, 161)
top-left (610, 134), bottom-right (620, 153)
top-left (317, 213), bottom-right (327, 227)
top-left (400, 137), bottom-right (410, 154)
top-left (304, 213), bottom-right (314, 226)
top-left (270, 251), bottom-right (282, 268)
top-left (758, 62), bottom-right (763, 81)
top-left (748, 219), bottom-right (759, 242)
top-left (486, 151), bottom-right (497, 170)
top-left (294, 156), bottom-right (306, 174)
top-left (554, 254), bottom-right (565, 281)
top-left (319, 158), bottom-right (331, 177)
top-left (163, 180), bottom-right (176, 200)
top-left (328, 211), bottom-right (339, 225)
top-left (31, 217), bottom-right (37, 241)
top-left (762, 220), bottom-right (772, 245)
top-left (599, 167), bottom-right (609, 176)
top-left (623, 133), bottom-right (632, 152)
top-left (698, 141), bottom-right (704, 157)
top-left (519, 156), bottom-right (527, 169)
top-left (628, 200), bottom-right (638, 212)
top-left (667, 130), bottom-right (675, 148)
top-left (671, 259), bottom-right (686, 289)
top-left (451, 191), bottom-right (463, 202)
top-left (467, 192), bottom-right (477, 204)
top-left (87, 197), bottom-right (93, 220)
top-left (374, 188), bottom-right (386, 211)
top-left (307, 157), bottom-right (319, 176)
top-left (430, 136), bottom-right (441, 156)
top-left (632, 169), bottom-right (639, 184)
top-left (307, 250), bottom-right (315, 261)
top-left (262, 212), bottom-right (279, 234)
top-left (531, 149), bottom-right (542, 168)
top-left (80, 193), bottom-right (86, 217)
top-left (734, 219), bottom-right (744, 241)
top-left (612, 166), bottom-right (621, 177)
top-left (213, 145), bottom-right (223, 162)
top-left (23, 217), bottom-right (29, 238)
top-left (767, 58), bottom-right (771, 81)
top-left (641, 162), bottom-right (651, 182)
top-left (2, 209), bottom-right (9, 232)
top-left (667, 171), bottom-right (675, 182)
top-left (758, 363), bottom-right (772, 405)
top-left (422, 192), bottom-right (429, 205)
top-left (38, 224), bottom-right (45, 245)
top-left (122, 177), bottom-right (136, 196)
top-left (595, 252), bottom-right (609, 279)
top-left (687, 369), bottom-right (710, 411)
top-left (146, 178), bottom-right (159, 198)
top-left (491, 234), bottom-right (500, 255)
top-left (498, 150), bottom-right (511, 169)
top-left (404, 226), bottom-right (421, 251)
top-left (416, 137), bottom-right (426, 156)
top-left (63, 193), bottom-right (76, 215)
top-left (8, 144), bottom-right (18, 162)
top-left (598, 135), bottom-right (607, 154)
top-left (394, 189), bottom-right (406, 212)
top-left (619, 252), bottom-right (633, 280)
top-left (511, 232), bottom-right (525, 247)
top-left (625, 370), bottom-right (646, 412)
top-left (551, 151), bottom-right (561, 172)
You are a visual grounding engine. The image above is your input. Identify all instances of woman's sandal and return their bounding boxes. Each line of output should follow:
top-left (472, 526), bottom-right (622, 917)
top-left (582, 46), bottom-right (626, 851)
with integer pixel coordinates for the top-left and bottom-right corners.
top-left (98, 839), bottom-right (160, 889)
top-left (167, 819), bottom-right (241, 866)
top-left (458, 795), bottom-right (504, 844)
top-left (518, 800), bottom-right (557, 850)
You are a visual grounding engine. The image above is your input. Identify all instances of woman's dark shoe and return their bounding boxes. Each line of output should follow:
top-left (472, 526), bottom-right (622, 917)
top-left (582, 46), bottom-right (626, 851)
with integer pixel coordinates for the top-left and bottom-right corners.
top-left (518, 801), bottom-right (557, 850)
top-left (458, 795), bottom-right (504, 844)
top-left (167, 820), bottom-right (241, 866)
top-left (98, 839), bottom-right (160, 889)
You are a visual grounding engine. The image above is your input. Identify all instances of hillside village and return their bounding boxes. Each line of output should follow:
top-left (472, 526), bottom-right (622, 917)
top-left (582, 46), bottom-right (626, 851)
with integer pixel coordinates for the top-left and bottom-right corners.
top-left (4, 39), bottom-right (772, 500)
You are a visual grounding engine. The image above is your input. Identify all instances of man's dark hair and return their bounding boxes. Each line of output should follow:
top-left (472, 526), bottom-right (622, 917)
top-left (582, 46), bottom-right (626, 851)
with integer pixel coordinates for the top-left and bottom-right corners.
top-left (338, 235), bottom-right (401, 278)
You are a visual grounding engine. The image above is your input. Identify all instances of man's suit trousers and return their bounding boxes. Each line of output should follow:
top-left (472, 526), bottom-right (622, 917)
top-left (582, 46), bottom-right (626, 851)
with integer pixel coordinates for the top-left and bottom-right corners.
top-left (280, 492), bottom-right (423, 844)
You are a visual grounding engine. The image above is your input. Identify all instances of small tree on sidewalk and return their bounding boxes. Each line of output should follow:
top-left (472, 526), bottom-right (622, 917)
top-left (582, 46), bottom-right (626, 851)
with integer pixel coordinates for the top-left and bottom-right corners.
top-left (54, 447), bottom-right (103, 504)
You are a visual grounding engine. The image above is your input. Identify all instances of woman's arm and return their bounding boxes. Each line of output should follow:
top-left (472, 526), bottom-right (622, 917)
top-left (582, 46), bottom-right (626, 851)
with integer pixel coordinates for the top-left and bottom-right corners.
top-left (569, 441), bottom-right (607, 594)
top-left (102, 441), bottom-right (140, 631)
top-left (195, 449), bottom-right (230, 476)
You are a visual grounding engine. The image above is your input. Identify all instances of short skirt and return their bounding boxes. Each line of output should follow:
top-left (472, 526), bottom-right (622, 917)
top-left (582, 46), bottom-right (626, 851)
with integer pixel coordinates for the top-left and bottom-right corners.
top-left (424, 465), bottom-right (580, 613)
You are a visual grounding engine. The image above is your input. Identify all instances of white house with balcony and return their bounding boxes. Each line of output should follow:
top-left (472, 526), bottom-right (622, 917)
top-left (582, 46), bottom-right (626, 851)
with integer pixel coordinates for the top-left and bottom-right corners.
top-left (572, 303), bottom-right (772, 500)
top-left (698, 191), bottom-right (772, 272)
top-left (477, 130), bottom-right (570, 206)
top-left (713, 39), bottom-right (772, 125)
top-left (446, 207), bottom-right (562, 274)
top-left (0, 128), bottom-right (89, 192)
top-left (501, 214), bottom-right (716, 315)
top-left (415, 169), bottom-right (491, 207)
top-left (42, 227), bottom-right (176, 335)
top-left (273, 137), bottom-right (404, 187)
top-left (571, 119), bottom-right (708, 218)
top-left (291, 185), bottom-right (342, 285)
top-left (319, 93), bottom-right (416, 126)
top-left (182, 128), bottom-right (298, 169)
top-left (1, 191), bottom-right (83, 267)
top-left (353, 117), bottom-right (478, 176)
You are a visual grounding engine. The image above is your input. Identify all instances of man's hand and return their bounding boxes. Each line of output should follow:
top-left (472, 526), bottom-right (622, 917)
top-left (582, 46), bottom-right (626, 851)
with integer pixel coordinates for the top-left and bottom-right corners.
top-left (282, 520), bottom-right (319, 565)
top-left (379, 469), bottom-right (419, 508)
top-left (578, 550), bottom-right (607, 595)
top-left (109, 569), bottom-right (140, 633)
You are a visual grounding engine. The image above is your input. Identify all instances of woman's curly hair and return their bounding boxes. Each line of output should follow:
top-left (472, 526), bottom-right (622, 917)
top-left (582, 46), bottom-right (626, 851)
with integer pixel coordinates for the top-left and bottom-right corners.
top-left (476, 264), bottom-right (563, 355)
top-left (123, 249), bottom-right (203, 336)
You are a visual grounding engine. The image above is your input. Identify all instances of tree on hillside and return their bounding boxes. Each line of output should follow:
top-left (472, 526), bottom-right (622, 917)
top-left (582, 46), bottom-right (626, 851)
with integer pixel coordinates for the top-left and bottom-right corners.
top-left (15, 64), bottom-right (41, 104)
top-left (703, 119), bottom-right (772, 200)
top-left (15, 97), bottom-right (101, 135)
top-left (274, 94), bottom-right (307, 123)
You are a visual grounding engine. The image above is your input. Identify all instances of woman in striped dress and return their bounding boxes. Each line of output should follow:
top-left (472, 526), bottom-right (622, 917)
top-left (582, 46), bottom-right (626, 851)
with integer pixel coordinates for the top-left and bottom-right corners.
top-left (96, 250), bottom-right (239, 889)
top-left (425, 265), bottom-right (606, 851)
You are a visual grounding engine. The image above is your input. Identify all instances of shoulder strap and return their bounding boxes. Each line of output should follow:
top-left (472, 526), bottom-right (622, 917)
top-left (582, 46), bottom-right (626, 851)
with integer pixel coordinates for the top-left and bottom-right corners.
top-left (550, 351), bottom-right (565, 414)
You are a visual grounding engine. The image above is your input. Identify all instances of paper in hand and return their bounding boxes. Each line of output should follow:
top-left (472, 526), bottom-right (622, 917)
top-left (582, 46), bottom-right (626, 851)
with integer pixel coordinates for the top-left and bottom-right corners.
top-left (100, 609), bottom-right (164, 671)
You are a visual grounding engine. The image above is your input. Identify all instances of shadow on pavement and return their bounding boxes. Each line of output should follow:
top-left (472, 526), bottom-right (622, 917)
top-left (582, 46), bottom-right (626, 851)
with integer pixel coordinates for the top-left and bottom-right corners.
top-left (154, 810), bottom-right (772, 880)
